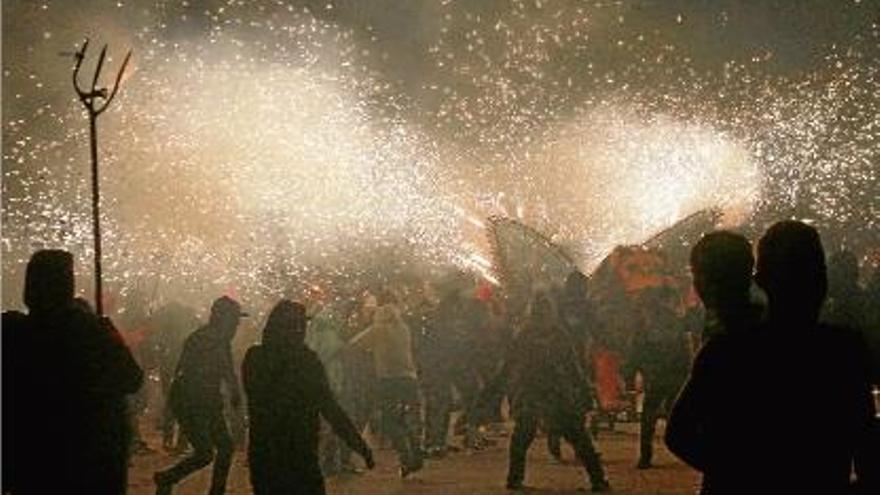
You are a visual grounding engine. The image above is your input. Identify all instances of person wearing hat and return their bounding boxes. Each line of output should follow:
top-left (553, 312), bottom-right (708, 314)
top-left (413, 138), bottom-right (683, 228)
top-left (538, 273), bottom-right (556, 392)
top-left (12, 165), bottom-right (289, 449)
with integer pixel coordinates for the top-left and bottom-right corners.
top-left (154, 296), bottom-right (247, 495)
top-left (242, 299), bottom-right (374, 495)
top-left (4, 249), bottom-right (143, 494)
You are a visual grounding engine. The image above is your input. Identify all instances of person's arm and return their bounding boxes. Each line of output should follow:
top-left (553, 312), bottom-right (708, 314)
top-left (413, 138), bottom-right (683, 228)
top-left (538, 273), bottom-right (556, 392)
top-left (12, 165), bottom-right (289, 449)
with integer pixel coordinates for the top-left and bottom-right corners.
top-left (315, 361), bottom-right (374, 468)
top-left (96, 316), bottom-right (145, 395)
top-left (664, 342), bottom-right (716, 473)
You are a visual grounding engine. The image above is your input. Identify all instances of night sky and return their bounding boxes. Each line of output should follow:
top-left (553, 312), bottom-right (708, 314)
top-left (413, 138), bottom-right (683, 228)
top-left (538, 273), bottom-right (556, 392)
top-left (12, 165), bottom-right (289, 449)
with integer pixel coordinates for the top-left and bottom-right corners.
top-left (2, 0), bottom-right (878, 309)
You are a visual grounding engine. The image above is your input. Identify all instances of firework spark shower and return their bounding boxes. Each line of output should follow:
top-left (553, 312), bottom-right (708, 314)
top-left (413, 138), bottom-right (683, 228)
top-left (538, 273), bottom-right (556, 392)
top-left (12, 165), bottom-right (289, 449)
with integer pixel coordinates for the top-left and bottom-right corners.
top-left (3, 0), bottom-right (878, 310)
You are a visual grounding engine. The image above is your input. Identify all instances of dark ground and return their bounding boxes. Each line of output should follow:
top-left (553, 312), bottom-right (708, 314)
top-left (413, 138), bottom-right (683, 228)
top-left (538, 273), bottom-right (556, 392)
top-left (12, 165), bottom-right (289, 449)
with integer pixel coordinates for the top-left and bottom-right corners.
top-left (129, 421), bottom-right (700, 494)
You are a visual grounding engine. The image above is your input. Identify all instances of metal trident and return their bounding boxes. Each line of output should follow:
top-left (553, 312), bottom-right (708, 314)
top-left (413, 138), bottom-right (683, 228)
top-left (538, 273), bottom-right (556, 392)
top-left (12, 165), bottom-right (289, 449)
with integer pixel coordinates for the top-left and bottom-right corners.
top-left (72, 38), bottom-right (132, 316)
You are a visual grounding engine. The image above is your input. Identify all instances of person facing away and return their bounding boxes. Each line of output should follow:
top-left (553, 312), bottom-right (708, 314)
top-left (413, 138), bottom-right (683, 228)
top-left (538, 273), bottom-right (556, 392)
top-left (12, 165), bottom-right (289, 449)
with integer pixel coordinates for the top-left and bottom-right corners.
top-left (3, 249), bottom-right (143, 494)
top-left (154, 296), bottom-right (246, 495)
top-left (864, 268), bottom-right (880, 384)
top-left (686, 230), bottom-right (762, 341)
top-left (665, 230), bottom-right (757, 481)
top-left (505, 291), bottom-right (610, 492)
top-left (243, 299), bottom-right (374, 495)
top-left (351, 302), bottom-right (424, 477)
top-left (547, 271), bottom-right (595, 462)
top-left (624, 286), bottom-right (690, 469)
top-left (666, 221), bottom-right (878, 494)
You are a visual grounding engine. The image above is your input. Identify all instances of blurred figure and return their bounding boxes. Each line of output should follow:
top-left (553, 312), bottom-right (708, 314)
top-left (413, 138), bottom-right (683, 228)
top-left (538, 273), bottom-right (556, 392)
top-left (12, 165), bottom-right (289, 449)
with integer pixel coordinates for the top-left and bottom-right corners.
top-left (823, 249), bottom-right (878, 385)
top-left (624, 286), bottom-right (691, 469)
top-left (304, 297), bottom-right (349, 475)
top-left (4, 250), bottom-right (143, 494)
top-left (824, 249), bottom-right (867, 330)
top-left (243, 300), bottom-right (373, 495)
top-left (548, 271), bottom-right (595, 462)
top-left (336, 295), bottom-right (379, 472)
top-left (149, 302), bottom-right (199, 451)
top-left (865, 269), bottom-right (880, 384)
top-left (154, 296), bottom-right (246, 495)
top-left (505, 291), bottom-right (610, 492)
top-left (667, 222), bottom-right (878, 494)
top-left (419, 287), bottom-right (486, 456)
top-left (352, 303), bottom-right (424, 477)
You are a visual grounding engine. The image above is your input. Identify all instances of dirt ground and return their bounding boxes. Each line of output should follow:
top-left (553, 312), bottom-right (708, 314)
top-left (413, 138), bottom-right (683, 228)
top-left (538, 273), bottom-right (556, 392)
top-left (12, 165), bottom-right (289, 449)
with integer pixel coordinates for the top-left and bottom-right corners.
top-left (129, 422), bottom-right (700, 495)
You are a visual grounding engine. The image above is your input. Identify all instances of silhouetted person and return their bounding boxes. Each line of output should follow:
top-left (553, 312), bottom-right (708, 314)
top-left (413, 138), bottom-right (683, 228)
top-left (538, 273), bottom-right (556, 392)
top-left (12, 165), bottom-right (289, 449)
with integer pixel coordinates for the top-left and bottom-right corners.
top-left (865, 269), bottom-right (880, 384)
top-left (243, 300), bottom-right (374, 495)
top-left (149, 302), bottom-right (199, 451)
top-left (4, 249), bottom-right (143, 494)
top-left (154, 296), bottom-right (246, 495)
top-left (419, 288), bottom-right (486, 455)
top-left (666, 230), bottom-right (758, 486)
top-left (666, 222), bottom-right (878, 494)
top-left (548, 271), bottom-right (595, 462)
top-left (624, 286), bottom-right (690, 469)
top-left (687, 231), bottom-right (761, 340)
top-left (352, 303), bottom-right (424, 477)
top-left (505, 292), bottom-right (609, 492)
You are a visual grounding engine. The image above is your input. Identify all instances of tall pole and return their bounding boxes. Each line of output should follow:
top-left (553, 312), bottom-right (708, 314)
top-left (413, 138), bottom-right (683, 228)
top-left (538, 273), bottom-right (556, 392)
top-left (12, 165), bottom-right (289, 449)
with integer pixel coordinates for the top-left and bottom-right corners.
top-left (89, 114), bottom-right (104, 316)
top-left (71, 38), bottom-right (131, 317)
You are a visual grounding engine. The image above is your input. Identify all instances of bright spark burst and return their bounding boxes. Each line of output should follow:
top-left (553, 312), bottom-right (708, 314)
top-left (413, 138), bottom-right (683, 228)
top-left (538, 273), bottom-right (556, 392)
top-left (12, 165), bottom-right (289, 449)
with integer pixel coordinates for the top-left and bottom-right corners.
top-left (2, 1), bottom-right (877, 311)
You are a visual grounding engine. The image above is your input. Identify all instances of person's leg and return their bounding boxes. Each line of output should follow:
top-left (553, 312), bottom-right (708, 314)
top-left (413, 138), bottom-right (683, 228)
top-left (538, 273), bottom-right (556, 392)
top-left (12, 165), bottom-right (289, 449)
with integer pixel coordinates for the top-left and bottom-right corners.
top-left (154, 411), bottom-right (215, 491)
top-left (506, 414), bottom-right (538, 489)
top-left (638, 384), bottom-right (663, 468)
top-left (401, 379), bottom-right (424, 468)
top-left (558, 415), bottom-right (609, 491)
top-left (423, 375), bottom-right (452, 454)
top-left (379, 379), bottom-right (416, 472)
top-left (207, 409), bottom-right (234, 495)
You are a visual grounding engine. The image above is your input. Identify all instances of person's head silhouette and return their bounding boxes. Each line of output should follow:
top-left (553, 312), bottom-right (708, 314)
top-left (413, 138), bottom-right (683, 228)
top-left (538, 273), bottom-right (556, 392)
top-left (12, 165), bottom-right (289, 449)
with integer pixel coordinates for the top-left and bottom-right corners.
top-left (690, 231), bottom-right (754, 312)
top-left (209, 296), bottom-right (247, 340)
top-left (756, 220), bottom-right (827, 324)
top-left (263, 299), bottom-right (309, 348)
top-left (24, 249), bottom-right (75, 315)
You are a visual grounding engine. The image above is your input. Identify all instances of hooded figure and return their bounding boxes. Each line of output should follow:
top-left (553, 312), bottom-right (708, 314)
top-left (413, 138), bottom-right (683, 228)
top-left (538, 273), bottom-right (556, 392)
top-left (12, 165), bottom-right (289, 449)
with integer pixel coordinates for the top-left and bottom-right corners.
top-left (5, 249), bottom-right (143, 494)
top-left (243, 300), bottom-right (373, 495)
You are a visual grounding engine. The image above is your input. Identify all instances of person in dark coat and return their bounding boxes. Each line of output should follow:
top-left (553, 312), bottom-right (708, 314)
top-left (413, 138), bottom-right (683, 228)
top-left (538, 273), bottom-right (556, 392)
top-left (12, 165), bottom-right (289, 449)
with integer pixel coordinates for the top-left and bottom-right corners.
top-left (154, 296), bottom-right (246, 495)
top-left (548, 271), bottom-right (595, 461)
top-left (666, 222), bottom-right (878, 494)
top-left (242, 299), bottom-right (374, 495)
top-left (4, 249), bottom-right (143, 494)
top-left (505, 291), bottom-right (610, 492)
top-left (419, 288), bottom-right (487, 456)
top-left (149, 302), bottom-right (199, 451)
top-left (865, 268), bottom-right (880, 384)
top-left (624, 286), bottom-right (690, 469)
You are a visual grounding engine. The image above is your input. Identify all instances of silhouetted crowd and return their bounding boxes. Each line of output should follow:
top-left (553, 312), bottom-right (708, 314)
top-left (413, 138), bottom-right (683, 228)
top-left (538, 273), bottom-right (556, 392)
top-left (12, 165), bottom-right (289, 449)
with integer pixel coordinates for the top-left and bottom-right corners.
top-left (3, 220), bottom-right (879, 494)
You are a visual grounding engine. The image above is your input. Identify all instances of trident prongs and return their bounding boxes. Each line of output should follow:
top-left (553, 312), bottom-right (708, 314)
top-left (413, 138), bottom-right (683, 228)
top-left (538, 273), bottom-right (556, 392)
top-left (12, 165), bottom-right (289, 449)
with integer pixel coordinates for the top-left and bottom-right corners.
top-left (72, 38), bottom-right (132, 116)
top-left (70, 37), bottom-right (133, 316)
